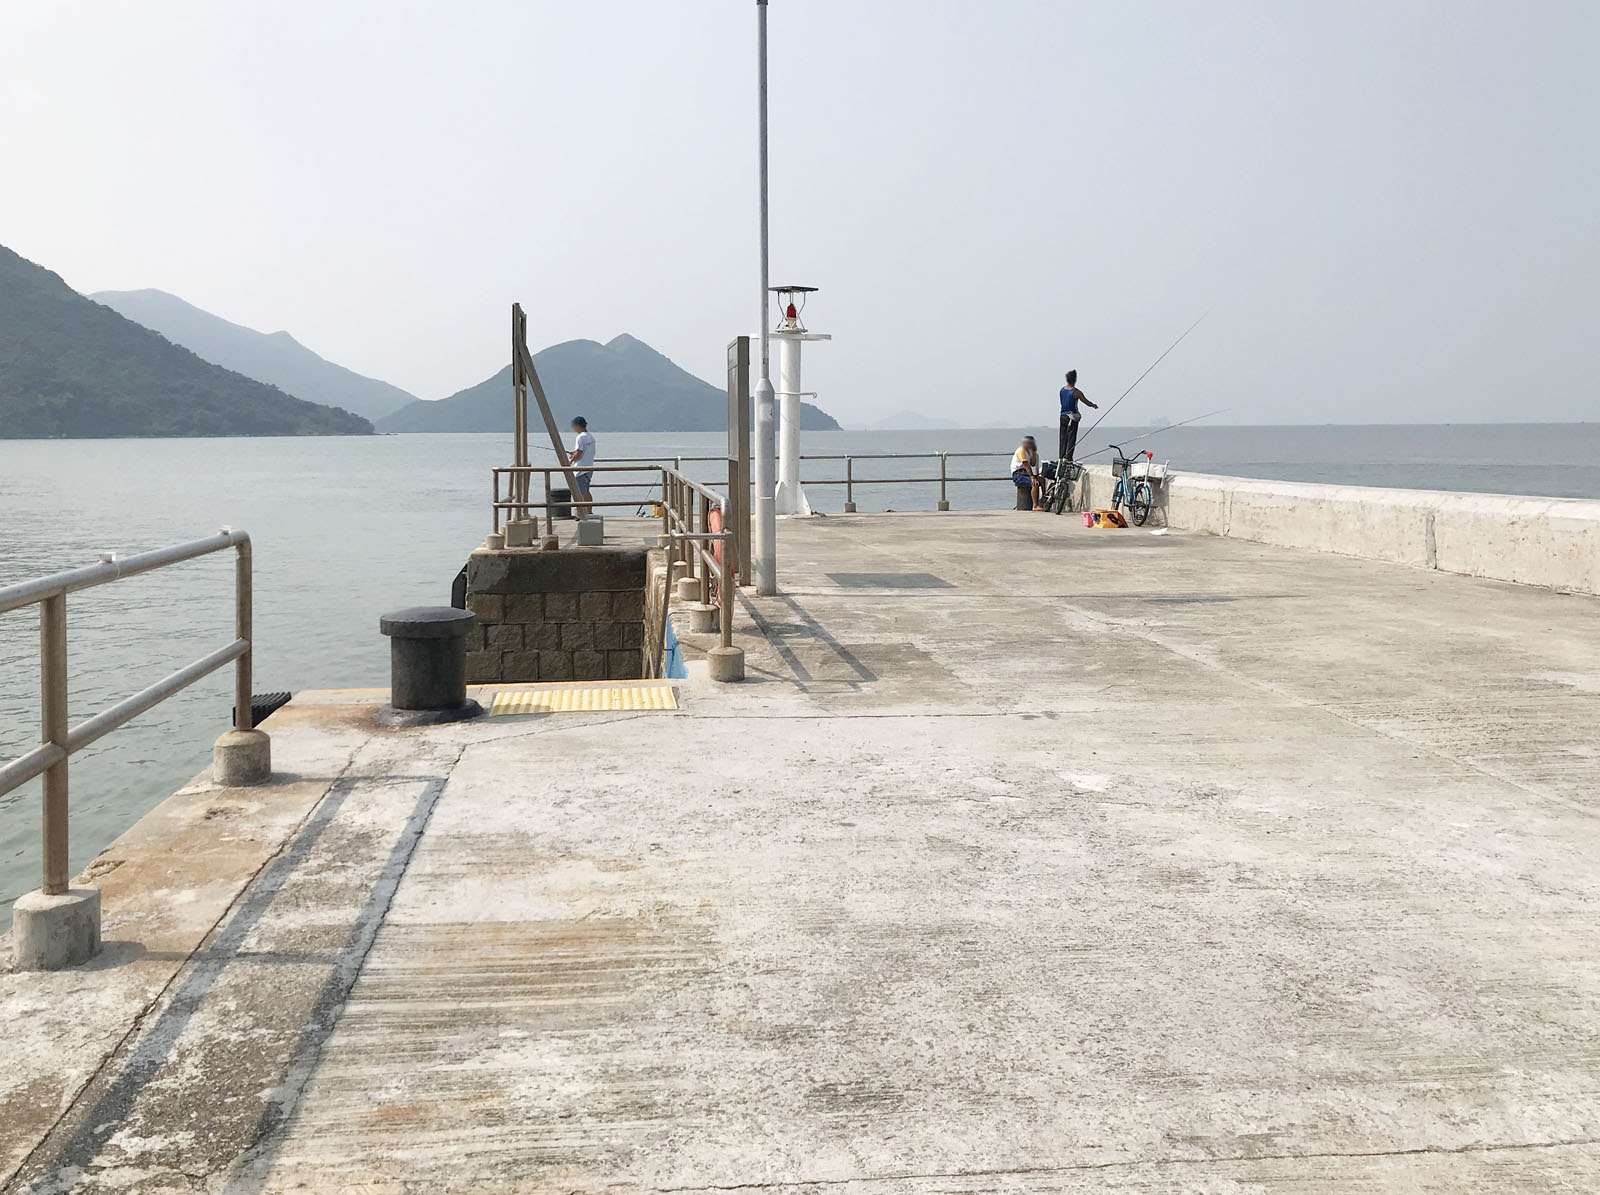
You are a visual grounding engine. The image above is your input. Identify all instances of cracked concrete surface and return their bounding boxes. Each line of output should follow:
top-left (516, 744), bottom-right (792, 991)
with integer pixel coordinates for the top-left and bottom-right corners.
top-left (4, 510), bottom-right (1600, 1192)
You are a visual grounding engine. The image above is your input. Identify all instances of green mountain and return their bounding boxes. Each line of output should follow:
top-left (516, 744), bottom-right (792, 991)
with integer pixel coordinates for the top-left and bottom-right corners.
top-left (376, 334), bottom-right (841, 433)
top-left (0, 245), bottom-right (371, 438)
top-left (91, 288), bottom-right (417, 422)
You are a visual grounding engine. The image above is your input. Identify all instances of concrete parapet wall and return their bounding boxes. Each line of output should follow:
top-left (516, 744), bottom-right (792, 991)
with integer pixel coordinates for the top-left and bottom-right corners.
top-left (465, 547), bottom-right (648, 682)
top-left (642, 548), bottom-right (669, 679)
top-left (1080, 466), bottom-right (1600, 594)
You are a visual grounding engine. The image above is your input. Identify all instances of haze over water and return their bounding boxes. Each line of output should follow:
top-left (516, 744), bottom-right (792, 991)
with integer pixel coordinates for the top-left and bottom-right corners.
top-left (1, 422), bottom-right (1598, 928)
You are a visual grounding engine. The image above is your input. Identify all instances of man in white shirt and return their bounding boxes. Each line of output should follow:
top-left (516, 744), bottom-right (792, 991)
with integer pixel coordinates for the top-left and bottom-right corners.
top-left (568, 416), bottom-right (596, 517)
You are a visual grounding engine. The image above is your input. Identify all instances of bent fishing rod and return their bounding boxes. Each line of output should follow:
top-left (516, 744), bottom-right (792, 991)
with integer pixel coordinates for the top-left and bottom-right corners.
top-left (1076, 406), bottom-right (1231, 461)
top-left (1076, 309), bottom-right (1212, 446)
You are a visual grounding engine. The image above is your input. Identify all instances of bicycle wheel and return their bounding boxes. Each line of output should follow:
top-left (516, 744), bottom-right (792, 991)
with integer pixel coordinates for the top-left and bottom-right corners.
top-left (1131, 482), bottom-right (1153, 526)
top-left (1050, 473), bottom-right (1071, 515)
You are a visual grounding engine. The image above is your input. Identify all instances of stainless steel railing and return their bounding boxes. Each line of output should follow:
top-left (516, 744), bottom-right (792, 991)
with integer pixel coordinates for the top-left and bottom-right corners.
top-left (0, 530), bottom-right (256, 896)
top-left (530, 451), bottom-right (1020, 514)
top-left (657, 473), bottom-right (736, 664)
top-left (796, 451), bottom-right (1014, 512)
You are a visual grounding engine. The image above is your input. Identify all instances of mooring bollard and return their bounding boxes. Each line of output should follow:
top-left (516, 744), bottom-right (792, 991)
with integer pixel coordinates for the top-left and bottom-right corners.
top-left (377, 606), bottom-right (483, 726)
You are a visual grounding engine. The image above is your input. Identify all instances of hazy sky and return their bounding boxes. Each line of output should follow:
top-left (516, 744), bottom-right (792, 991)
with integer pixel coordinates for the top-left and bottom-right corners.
top-left (3, 1), bottom-right (1596, 425)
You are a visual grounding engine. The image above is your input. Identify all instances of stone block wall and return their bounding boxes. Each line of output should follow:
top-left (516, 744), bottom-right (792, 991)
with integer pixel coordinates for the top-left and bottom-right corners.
top-left (464, 547), bottom-right (648, 683)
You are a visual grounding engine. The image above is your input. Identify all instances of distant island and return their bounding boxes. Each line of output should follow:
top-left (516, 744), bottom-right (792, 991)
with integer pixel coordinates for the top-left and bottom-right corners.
top-left (0, 244), bottom-right (372, 438)
top-left (92, 288), bottom-right (418, 423)
top-left (850, 410), bottom-right (962, 431)
top-left (377, 334), bottom-right (841, 433)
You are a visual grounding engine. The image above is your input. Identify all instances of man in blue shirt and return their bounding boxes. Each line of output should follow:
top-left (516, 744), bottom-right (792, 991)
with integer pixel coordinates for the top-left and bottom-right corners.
top-left (1058, 369), bottom-right (1097, 462)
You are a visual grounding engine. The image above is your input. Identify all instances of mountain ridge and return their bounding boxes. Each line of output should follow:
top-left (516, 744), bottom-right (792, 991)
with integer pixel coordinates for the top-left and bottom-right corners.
top-left (377, 334), bottom-right (841, 434)
top-left (91, 288), bottom-right (418, 422)
top-left (0, 246), bottom-right (372, 439)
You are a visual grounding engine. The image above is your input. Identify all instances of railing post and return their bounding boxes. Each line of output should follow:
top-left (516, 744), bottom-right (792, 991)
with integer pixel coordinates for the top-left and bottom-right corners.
top-left (544, 470), bottom-right (554, 537)
top-left (214, 533), bottom-right (269, 789)
top-left (938, 453), bottom-right (951, 511)
top-left (660, 468), bottom-right (670, 544)
top-left (727, 456), bottom-right (742, 584)
top-left (696, 493), bottom-right (709, 597)
top-left (235, 540), bottom-right (253, 732)
top-left (720, 535), bottom-right (733, 650)
top-left (707, 529), bottom-right (744, 682)
top-left (40, 592), bottom-right (68, 896)
top-left (844, 456), bottom-right (856, 513)
top-left (492, 470), bottom-right (500, 534)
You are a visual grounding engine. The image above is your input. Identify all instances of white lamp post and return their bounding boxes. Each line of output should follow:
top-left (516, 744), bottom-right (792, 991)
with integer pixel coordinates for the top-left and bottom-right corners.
top-left (771, 286), bottom-right (830, 517)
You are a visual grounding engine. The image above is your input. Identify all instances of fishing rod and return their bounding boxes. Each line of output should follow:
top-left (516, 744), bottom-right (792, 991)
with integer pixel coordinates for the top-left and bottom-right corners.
top-left (524, 437), bottom-right (663, 514)
top-left (1076, 406), bottom-right (1230, 461)
top-left (1076, 309), bottom-right (1211, 446)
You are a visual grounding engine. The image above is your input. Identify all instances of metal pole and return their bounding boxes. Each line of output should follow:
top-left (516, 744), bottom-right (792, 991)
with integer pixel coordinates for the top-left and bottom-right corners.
top-left (844, 457), bottom-right (855, 513)
top-left (727, 456), bottom-right (742, 583)
top-left (775, 334), bottom-right (803, 515)
top-left (752, 0), bottom-right (778, 594)
top-left (235, 541), bottom-right (253, 732)
top-left (40, 593), bottom-right (68, 895)
top-left (720, 535), bottom-right (733, 650)
top-left (697, 493), bottom-right (709, 597)
top-left (938, 453), bottom-right (950, 511)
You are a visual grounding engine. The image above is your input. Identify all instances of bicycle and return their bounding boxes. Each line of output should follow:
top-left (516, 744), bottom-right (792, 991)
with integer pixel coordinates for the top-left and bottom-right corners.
top-left (1046, 459), bottom-right (1085, 515)
top-left (1108, 444), bottom-right (1155, 527)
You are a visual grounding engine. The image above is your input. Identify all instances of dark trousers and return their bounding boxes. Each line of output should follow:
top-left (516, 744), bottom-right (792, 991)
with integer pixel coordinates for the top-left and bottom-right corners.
top-left (1059, 412), bottom-right (1081, 461)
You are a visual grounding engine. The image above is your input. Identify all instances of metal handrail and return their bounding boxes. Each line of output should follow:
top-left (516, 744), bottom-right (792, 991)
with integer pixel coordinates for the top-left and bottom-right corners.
top-left (798, 451), bottom-right (1011, 460)
top-left (0, 529), bottom-right (255, 896)
top-left (494, 450), bottom-right (1030, 517)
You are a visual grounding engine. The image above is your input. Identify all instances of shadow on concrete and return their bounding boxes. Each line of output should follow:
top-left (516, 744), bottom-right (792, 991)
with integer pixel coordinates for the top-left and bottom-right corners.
top-left (738, 592), bottom-right (878, 688)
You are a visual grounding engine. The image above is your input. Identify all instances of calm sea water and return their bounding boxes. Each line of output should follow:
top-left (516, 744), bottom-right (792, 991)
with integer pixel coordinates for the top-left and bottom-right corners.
top-left (2, 422), bottom-right (1597, 928)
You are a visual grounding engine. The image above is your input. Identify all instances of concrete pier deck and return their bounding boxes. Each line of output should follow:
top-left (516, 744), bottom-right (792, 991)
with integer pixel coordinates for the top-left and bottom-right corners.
top-left (5, 510), bottom-right (1600, 1192)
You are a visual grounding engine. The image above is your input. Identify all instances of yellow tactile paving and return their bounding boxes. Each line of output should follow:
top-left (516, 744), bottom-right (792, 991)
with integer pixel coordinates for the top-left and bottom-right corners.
top-left (488, 684), bottom-right (678, 715)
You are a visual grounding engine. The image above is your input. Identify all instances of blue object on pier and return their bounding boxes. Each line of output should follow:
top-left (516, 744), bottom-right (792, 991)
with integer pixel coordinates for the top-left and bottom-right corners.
top-left (662, 621), bottom-right (687, 680)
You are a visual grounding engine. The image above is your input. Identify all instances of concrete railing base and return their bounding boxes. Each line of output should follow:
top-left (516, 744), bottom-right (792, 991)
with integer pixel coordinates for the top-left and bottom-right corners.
top-left (687, 603), bottom-right (719, 634)
top-left (575, 519), bottom-right (605, 546)
top-left (213, 728), bottom-right (271, 786)
top-left (11, 887), bottom-right (101, 971)
top-left (676, 576), bottom-right (703, 603)
top-left (708, 646), bottom-right (745, 683)
top-left (503, 519), bottom-right (535, 548)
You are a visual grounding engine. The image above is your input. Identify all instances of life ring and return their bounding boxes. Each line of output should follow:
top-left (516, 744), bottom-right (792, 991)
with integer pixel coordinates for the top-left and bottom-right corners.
top-left (708, 506), bottom-right (725, 602)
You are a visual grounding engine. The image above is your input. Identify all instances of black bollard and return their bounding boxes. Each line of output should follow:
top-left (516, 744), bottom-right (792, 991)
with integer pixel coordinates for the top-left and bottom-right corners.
top-left (377, 606), bottom-right (483, 726)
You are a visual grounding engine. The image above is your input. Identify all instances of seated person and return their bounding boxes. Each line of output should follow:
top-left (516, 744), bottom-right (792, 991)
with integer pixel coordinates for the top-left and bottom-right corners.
top-left (1012, 435), bottom-right (1044, 511)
